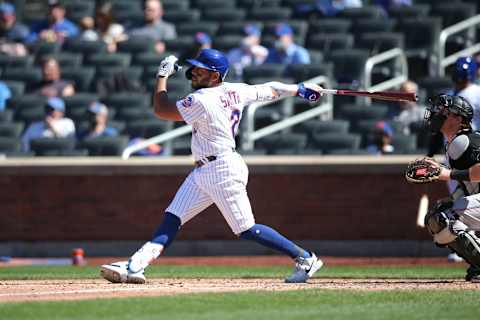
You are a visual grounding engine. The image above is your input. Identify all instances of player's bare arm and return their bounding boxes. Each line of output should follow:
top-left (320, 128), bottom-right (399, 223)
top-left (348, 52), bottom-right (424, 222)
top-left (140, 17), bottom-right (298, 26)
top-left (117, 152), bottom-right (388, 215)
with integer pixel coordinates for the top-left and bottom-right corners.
top-left (256, 82), bottom-right (323, 102)
top-left (153, 55), bottom-right (184, 122)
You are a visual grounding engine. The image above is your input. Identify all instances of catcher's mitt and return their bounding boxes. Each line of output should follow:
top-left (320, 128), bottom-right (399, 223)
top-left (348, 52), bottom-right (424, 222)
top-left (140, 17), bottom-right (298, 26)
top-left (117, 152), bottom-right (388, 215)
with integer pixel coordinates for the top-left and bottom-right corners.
top-left (405, 158), bottom-right (442, 184)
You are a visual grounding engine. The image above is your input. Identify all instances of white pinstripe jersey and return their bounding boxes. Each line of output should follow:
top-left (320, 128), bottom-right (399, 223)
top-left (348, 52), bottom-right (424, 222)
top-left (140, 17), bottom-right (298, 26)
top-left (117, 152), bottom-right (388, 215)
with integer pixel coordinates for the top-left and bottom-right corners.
top-left (176, 82), bottom-right (262, 161)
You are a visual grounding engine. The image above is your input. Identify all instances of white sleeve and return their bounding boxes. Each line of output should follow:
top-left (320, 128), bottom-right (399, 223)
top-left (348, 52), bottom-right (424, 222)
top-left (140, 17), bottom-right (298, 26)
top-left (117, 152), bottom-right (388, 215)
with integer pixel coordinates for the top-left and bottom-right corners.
top-left (243, 82), bottom-right (299, 103)
top-left (176, 93), bottom-right (206, 125)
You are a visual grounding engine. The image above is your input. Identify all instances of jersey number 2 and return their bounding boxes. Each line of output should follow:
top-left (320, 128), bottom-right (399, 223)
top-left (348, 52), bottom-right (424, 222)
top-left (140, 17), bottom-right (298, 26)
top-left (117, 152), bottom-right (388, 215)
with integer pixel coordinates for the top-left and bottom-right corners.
top-left (230, 109), bottom-right (241, 138)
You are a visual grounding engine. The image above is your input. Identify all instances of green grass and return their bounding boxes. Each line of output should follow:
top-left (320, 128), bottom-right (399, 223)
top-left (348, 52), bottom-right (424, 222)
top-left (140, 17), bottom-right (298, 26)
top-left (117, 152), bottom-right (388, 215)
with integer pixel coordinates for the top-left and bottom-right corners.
top-left (1, 289), bottom-right (479, 320)
top-left (0, 264), bottom-right (467, 280)
top-left (0, 264), bottom-right (475, 320)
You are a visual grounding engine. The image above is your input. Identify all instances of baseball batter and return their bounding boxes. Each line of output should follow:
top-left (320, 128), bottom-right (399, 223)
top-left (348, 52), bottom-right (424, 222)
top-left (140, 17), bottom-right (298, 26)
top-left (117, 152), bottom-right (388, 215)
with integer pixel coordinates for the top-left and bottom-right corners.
top-left (101, 49), bottom-right (323, 284)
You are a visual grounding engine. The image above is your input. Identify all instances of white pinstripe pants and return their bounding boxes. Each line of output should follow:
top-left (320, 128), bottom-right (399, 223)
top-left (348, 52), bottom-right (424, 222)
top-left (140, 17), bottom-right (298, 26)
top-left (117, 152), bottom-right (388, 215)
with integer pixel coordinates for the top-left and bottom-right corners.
top-left (452, 194), bottom-right (480, 231)
top-left (166, 152), bottom-right (256, 235)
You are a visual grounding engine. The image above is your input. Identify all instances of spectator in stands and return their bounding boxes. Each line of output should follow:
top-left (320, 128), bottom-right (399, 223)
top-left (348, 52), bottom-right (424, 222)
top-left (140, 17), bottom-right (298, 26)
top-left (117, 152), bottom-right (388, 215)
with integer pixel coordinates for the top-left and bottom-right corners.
top-left (179, 32), bottom-right (212, 63)
top-left (265, 23), bottom-right (310, 67)
top-left (0, 81), bottom-right (12, 112)
top-left (21, 97), bottom-right (75, 152)
top-left (366, 121), bottom-right (395, 155)
top-left (227, 24), bottom-right (268, 80)
top-left (127, 0), bottom-right (176, 54)
top-left (94, 3), bottom-right (127, 53)
top-left (128, 138), bottom-right (164, 156)
top-left (394, 80), bottom-right (425, 135)
top-left (450, 56), bottom-right (480, 130)
top-left (32, 57), bottom-right (75, 98)
top-left (77, 102), bottom-right (118, 140)
top-left (374, 0), bottom-right (412, 13)
top-left (0, 2), bottom-right (29, 56)
top-left (28, 0), bottom-right (79, 44)
top-left (295, 0), bottom-right (363, 19)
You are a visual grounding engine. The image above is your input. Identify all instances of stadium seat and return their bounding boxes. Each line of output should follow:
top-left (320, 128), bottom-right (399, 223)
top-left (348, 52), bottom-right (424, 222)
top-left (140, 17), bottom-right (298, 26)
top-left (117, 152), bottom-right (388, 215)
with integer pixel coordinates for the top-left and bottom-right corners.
top-left (117, 38), bottom-right (156, 54)
top-left (0, 137), bottom-right (21, 153)
top-left (85, 53), bottom-right (131, 67)
top-left (37, 52), bottom-right (83, 68)
top-left (357, 32), bottom-right (405, 55)
top-left (111, 0), bottom-right (142, 15)
top-left (213, 35), bottom-right (245, 52)
top-left (338, 6), bottom-right (385, 20)
top-left (263, 20), bottom-right (308, 43)
top-left (176, 22), bottom-right (220, 37)
top-left (114, 11), bottom-right (144, 28)
top-left (220, 21), bottom-right (264, 36)
top-left (164, 37), bottom-right (196, 56)
top-left (94, 66), bottom-right (143, 85)
top-left (0, 55), bottom-right (33, 69)
top-left (431, 3), bottom-right (477, 28)
top-left (311, 132), bottom-right (362, 154)
top-left (336, 104), bottom-right (389, 124)
top-left (133, 52), bottom-right (177, 67)
top-left (30, 137), bottom-right (76, 156)
top-left (76, 119), bottom-right (125, 135)
top-left (0, 109), bottom-right (13, 123)
top-left (61, 67), bottom-right (95, 92)
top-left (394, 17), bottom-right (441, 59)
top-left (0, 122), bottom-right (24, 137)
top-left (8, 94), bottom-right (48, 111)
top-left (2, 80), bottom-right (25, 97)
top-left (287, 63), bottom-right (333, 82)
top-left (29, 41), bottom-right (62, 59)
top-left (1, 67), bottom-right (42, 90)
top-left (352, 19), bottom-right (395, 38)
top-left (256, 132), bottom-right (308, 154)
top-left (203, 8), bottom-right (247, 22)
top-left (194, 0), bottom-right (237, 9)
top-left (307, 19), bottom-right (352, 42)
top-left (63, 39), bottom-right (108, 56)
top-left (417, 76), bottom-right (453, 101)
top-left (247, 7), bottom-right (292, 22)
top-left (126, 119), bottom-right (170, 139)
top-left (64, 93), bottom-right (99, 121)
top-left (326, 49), bottom-right (370, 87)
top-left (162, 0), bottom-right (190, 11)
top-left (163, 9), bottom-right (201, 24)
top-left (237, 0), bottom-right (281, 8)
top-left (79, 136), bottom-right (129, 156)
top-left (295, 119), bottom-right (350, 142)
top-left (14, 107), bottom-right (44, 126)
top-left (306, 33), bottom-right (354, 55)
top-left (391, 134), bottom-right (418, 154)
top-left (243, 64), bottom-right (285, 84)
top-left (101, 92), bottom-right (151, 110)
top-left (387, 4), bottom-right (431, 20)
top-left (115, 107), bottom-right (156, 122)
top-left (65, 1), bottom-right (95, 23)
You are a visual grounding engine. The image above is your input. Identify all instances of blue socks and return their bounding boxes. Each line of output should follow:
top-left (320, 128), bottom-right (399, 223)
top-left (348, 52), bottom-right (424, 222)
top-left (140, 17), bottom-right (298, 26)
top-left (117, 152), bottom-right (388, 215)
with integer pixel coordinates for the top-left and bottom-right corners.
top-left (151, 212), bottom-right (181, 248)
top-left (240, 224), bottom-right (311, 259)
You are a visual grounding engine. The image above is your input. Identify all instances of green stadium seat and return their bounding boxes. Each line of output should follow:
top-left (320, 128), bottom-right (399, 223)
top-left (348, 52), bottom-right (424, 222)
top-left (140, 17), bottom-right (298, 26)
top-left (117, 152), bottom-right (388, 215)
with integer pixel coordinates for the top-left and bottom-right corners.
top-left (79, 136), bottom-right (129, 156)
top-left (30, 137), bottom-right (76, 156)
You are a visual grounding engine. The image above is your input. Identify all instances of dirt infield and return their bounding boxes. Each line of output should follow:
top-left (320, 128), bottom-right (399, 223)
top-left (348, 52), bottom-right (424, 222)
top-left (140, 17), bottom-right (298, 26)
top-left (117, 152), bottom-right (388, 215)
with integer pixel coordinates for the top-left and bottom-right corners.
top-left (1, 278), bottom-right (478, 302)
top-left (0, 256), bottom-right (477, 303)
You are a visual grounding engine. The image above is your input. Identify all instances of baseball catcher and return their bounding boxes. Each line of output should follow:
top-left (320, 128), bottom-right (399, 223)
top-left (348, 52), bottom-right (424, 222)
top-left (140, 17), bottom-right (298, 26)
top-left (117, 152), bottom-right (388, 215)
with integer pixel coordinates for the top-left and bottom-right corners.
top-left (406, 94), bottom-right (480, 281)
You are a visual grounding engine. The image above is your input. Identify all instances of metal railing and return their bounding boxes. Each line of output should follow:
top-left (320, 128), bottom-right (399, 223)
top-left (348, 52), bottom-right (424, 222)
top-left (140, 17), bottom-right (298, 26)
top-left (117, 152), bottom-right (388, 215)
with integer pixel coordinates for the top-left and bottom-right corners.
top-left (241, 75), bottom-right (332, 150)
top-left (436, 14), bottom-right (480, 76)
top-left (363, 48), bottom-right (409, 100)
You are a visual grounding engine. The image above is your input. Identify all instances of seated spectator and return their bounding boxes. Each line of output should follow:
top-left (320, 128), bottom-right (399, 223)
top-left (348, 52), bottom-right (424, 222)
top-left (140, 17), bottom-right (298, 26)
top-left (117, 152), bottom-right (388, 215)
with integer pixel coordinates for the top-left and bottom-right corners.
top-left (77, 102), bottom-right (118, 140)
top-left (265, 23), bottom-right (310, 66)
top-left (32, 57), bottom-right (75, 97)
top-left (79, 3), bottom-right (127, 53)
top-left (0, 81), bottom-right (12, 112)
top-left (179, 32), bottom-right (212, 63)
top-left (28, 0), bottom-right (79, 44)
top-left (296, 0), bottom-right (363, 19)
top-left (374, 0), bottom-right (412, 12)
top-left (366, 121), bottom-right (394, 155)
top-left (21, 97), bottom-right (75, 152)
top-left (393, 80), bottom-right (425, 135)
top-left (127, 0), bottom-right (176, 54)
top-left (0, 2), bottom-right (29, 56)
top-left (227, 24), bottom-right (268, 80)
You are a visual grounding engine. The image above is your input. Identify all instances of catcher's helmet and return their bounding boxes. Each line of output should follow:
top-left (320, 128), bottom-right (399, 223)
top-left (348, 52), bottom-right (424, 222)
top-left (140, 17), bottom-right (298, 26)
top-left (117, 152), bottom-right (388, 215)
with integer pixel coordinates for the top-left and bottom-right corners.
top-left (452, 56), bottom-right (477, 83)
top-left (186, 48), bottom-right (229, 80)
top-left (425, 94), bottom-right (474, 132)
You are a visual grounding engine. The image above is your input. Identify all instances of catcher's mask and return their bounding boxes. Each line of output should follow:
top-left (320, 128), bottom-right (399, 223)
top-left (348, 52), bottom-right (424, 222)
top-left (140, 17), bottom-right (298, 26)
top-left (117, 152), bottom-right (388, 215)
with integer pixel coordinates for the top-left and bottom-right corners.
top-left (424, 94), bottom-right (474, 133)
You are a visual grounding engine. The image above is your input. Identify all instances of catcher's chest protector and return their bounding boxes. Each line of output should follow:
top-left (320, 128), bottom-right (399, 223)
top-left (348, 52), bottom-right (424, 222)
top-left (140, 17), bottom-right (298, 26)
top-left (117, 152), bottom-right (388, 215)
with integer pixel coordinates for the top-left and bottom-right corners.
top-left (448, 132), bottom-right (480, 170)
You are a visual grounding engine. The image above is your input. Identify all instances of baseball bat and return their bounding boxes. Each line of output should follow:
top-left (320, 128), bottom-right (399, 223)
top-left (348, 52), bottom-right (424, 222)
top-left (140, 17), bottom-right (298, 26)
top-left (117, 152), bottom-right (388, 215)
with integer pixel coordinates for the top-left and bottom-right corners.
top-left (416, 194), bottom-right (429, 228)
top-left (318, 89), bottom-right (418, 102)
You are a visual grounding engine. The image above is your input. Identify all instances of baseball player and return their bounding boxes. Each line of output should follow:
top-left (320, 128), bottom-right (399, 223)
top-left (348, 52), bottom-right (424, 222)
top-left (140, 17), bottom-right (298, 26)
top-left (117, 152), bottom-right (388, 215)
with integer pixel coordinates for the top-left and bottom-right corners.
top-left (421, 94), bottom-right (480, 281)
top-left (101, 49), bottom-right (324, 284)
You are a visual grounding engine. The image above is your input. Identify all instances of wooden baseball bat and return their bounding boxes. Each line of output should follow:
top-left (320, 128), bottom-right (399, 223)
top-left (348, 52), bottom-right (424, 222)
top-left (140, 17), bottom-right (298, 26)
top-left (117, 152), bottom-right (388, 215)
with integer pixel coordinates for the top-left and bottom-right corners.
top-left (318, 89), bottom-right (418, 102)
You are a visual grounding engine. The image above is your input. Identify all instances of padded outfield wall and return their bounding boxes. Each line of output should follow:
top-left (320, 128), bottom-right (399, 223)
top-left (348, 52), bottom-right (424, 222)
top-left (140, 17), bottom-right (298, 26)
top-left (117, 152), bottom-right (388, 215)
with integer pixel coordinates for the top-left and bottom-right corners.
top-left (0, 156), bottom-right (450, 257)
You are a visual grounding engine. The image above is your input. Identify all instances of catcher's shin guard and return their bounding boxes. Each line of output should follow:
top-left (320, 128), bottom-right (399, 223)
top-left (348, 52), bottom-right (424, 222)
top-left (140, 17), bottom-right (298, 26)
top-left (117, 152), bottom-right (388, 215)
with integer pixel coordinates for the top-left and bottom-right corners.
top-left (447, 231), bottom-right (480, 269)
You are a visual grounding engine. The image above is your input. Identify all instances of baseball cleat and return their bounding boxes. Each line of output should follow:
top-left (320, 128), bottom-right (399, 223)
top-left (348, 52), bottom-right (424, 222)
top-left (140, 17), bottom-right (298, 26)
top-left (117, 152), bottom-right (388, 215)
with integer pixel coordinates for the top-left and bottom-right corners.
top-left (465, 265), bottom-right (480, 282)
top-left (100, 261), bottom-right (146, 284)
top-left (285, 252), bottom-right (323, 283)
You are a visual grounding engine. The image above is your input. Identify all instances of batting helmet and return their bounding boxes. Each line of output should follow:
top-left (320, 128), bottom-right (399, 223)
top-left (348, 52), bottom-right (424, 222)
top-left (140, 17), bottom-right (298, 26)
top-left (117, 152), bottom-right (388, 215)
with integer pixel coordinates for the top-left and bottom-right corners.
top-left (186, 49), bottom-right (229, 81)
top-left (452, 56), bottom-right (477, 83)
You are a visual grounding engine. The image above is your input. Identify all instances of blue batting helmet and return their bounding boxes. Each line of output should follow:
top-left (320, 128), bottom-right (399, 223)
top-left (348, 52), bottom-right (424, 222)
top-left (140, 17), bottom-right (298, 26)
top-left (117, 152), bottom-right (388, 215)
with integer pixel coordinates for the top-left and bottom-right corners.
top-left (452, 56), bottom-right (477, 82)
top-left (186, 49), bottom-right (229, 80)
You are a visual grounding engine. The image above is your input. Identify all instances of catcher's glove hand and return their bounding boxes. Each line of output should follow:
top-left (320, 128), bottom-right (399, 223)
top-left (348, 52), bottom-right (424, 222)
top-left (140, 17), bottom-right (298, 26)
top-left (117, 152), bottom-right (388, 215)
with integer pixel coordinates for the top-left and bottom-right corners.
top-left (156, 55), bottom-right (181, 78)
top-left (405, 158), bottom-right (442, 184)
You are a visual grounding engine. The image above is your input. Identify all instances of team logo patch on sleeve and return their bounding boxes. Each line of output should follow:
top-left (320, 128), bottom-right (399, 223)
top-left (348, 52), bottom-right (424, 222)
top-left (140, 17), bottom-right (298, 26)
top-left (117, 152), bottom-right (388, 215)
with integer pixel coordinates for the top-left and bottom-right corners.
top-left (182, 95), bottom-right (194, 108)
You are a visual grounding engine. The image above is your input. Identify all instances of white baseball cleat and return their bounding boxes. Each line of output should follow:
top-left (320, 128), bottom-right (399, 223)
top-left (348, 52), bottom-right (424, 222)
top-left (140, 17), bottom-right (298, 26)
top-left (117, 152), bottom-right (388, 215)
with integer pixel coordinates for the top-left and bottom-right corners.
top-left (285, 253), bottom-right (323, 283)
top-left (100, 261), bottom-right (146, 284)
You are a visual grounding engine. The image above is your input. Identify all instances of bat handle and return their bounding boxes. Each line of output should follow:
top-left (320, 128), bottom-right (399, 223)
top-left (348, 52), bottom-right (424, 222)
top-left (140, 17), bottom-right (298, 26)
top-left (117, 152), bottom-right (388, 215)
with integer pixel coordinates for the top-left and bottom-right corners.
top-left (318, 88), bottom-right (338, 95)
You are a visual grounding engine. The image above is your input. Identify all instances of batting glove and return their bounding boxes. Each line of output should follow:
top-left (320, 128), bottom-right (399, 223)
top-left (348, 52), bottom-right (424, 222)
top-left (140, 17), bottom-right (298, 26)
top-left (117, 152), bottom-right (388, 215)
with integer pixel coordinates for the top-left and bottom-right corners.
top-left (296, 83), bottom-right (322, 102)
top-left (156, 55), bottom-right (181, 78)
